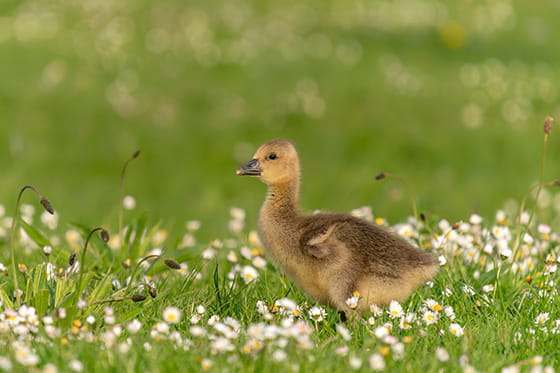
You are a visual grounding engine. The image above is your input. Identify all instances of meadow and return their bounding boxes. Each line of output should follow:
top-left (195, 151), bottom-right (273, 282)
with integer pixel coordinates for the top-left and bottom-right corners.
top-left (1, 0), bottom-right (560, 371)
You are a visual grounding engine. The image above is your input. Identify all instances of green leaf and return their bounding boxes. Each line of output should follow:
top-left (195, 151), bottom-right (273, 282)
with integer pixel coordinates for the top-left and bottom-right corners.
top-left (87, 269), bottom-right (113, 302)
top-left (19, 218), bottom-right (53, 248)
top-left (32, 263), bottom-right (48, 294)
top-left (121, 299), bottom-right (156, 321)
top-left (0, 285), bottom-right (14, 309)
top-left (34, 289), bottom-right (50, 314)
top-left (54, 277), bottom-right (75, 308)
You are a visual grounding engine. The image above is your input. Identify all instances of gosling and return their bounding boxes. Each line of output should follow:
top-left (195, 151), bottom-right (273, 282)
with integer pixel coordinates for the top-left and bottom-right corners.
top-left (236, 139), bottom-right (438, 314)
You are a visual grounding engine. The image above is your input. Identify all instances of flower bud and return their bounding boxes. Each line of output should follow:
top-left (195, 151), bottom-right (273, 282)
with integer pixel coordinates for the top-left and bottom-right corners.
top-left (68, 253), bottom-right (77, 266)
top-left (43, 245), bottom-right (52, 256)
top-left (164, 259), bottom-right (181, 270)
top-left (40, 197), bottom-right (55, 215)
top-left (544, 116), bottom-right (553, 134)
top-left (100, 229), bottom-right (110, 243)
top-left (131, 294), bottom-right (147, 303)
top-left (148, 285), bottom-right (157, 298)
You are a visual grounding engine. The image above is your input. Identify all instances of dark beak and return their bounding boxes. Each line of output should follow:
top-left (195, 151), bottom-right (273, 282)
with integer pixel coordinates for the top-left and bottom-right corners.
top-left (236, 158), bottom-right (261, 176)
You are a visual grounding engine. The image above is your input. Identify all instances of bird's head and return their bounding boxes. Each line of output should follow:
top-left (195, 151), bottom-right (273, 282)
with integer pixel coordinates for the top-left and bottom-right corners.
top-left (236, 139), bottom-right (300, 186)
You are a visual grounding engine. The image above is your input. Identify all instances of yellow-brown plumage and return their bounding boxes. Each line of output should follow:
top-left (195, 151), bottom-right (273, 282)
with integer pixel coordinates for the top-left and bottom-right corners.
top-left (237, 139), bottom-right (438, 314)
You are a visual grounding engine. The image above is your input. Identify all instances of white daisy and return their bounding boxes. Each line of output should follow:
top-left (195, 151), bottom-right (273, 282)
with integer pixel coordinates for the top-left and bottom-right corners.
top-left (369, 353), bottom-right (385, 371)
top-left (422, 311), bottom-right (438, 325)
top-left (336, 324), bottom-right (351, 341)
top-left (123, 195), bottom-right (136, 210)
top-left (308, 307), bottom-right (327, 322)
top-left (436, 347), bottom-right (449, 362)
top-left (127, 319), bottom-right (142, 334)
top-left (449, 323), bottom-right (464, 337)
top-left (162, 306), bottom-right (182, 324)
top-left (535, 312), bottom-right (549, 325)
top-left (388, 300), bottom-right (403, 318)
top-left (241, 265), bottom-right (259, 284)
top-left (349, 356), bottom-right (362, 370)
top-left (345, 295), bottom-right (360, 309)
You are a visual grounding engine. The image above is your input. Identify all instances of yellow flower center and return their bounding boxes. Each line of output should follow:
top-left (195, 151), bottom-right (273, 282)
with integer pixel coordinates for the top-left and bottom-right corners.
top-left (252, 247), bottom-right (264, 256)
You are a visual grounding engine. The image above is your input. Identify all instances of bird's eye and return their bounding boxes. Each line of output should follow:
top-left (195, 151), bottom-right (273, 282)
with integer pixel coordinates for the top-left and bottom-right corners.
top-left (267, 153), bottom-right (277, 160)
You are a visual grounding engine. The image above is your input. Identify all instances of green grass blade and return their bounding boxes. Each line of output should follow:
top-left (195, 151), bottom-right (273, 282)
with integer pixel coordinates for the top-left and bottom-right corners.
top-left (19, 218), bottom-right (53, 248)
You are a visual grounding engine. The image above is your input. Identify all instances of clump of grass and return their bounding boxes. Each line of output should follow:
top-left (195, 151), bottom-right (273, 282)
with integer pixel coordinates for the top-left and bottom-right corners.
top-left (1, 192), bottom-right (559, 371)
top-left (1, 120), bottom-right (559, 372)
top-left (9, 185), bottom-right (54, 306)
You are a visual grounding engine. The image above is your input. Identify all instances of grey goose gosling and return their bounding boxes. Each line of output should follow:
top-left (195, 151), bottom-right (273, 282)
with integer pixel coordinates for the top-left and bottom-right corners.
top-left (236, 139), bottom-right (438, 314)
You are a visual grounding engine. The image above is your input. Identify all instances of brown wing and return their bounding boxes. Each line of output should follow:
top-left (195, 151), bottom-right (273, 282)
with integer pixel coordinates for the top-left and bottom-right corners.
top-left (299, 213), bottom-right (437, 275)
top-left (299, 223), bottom-right (339, 259)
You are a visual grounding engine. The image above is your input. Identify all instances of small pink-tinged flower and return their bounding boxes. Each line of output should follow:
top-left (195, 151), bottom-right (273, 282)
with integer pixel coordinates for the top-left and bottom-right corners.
top-left (436, 347), bottom-right (449, 362)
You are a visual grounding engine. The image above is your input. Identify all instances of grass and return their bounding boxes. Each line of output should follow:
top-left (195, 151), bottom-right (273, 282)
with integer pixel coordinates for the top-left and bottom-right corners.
top-left (0, 124), bottom-right (559, 371)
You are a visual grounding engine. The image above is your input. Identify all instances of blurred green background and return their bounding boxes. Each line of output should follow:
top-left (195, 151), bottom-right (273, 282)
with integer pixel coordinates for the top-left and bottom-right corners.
top-left (1, 0), bottom-right (559, 238)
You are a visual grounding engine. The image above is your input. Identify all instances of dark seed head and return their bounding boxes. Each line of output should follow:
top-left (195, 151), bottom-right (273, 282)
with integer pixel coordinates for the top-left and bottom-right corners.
top-left (164, 259), bottom-right (181, 270)
top-left (148, 286), bottom-right (157, 298)
top-left (40, 197), bottom-right (55, 215)
top-left (122, 258), bottom-right (132, 269)
top-left (68, 253), bottom-right (77, 266)
top-left (544, 117), bottom-right (553, 134)
top-left (420, 213), bottom-right (426, 222)
top-left (100, 229), bottom-right (110, 243)
top-left (375, 173), bottom-right (386, 180)
top-left (131, 293), bottom-right (147, 303)
top-left (132, 150), bottom-right (141, 159)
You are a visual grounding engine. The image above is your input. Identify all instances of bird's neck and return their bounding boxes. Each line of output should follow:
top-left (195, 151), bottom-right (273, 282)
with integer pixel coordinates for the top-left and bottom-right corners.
top-left (263, 178), bottom-right (301, 219)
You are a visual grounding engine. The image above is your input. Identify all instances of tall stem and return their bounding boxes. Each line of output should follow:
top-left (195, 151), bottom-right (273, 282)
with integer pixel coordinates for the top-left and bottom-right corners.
top-left (119, 150), bottom-right (141, 247)
top-left (75, 228), bottom-right (109, 304)
top-left (511, 135), bottom-right (550, 261)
